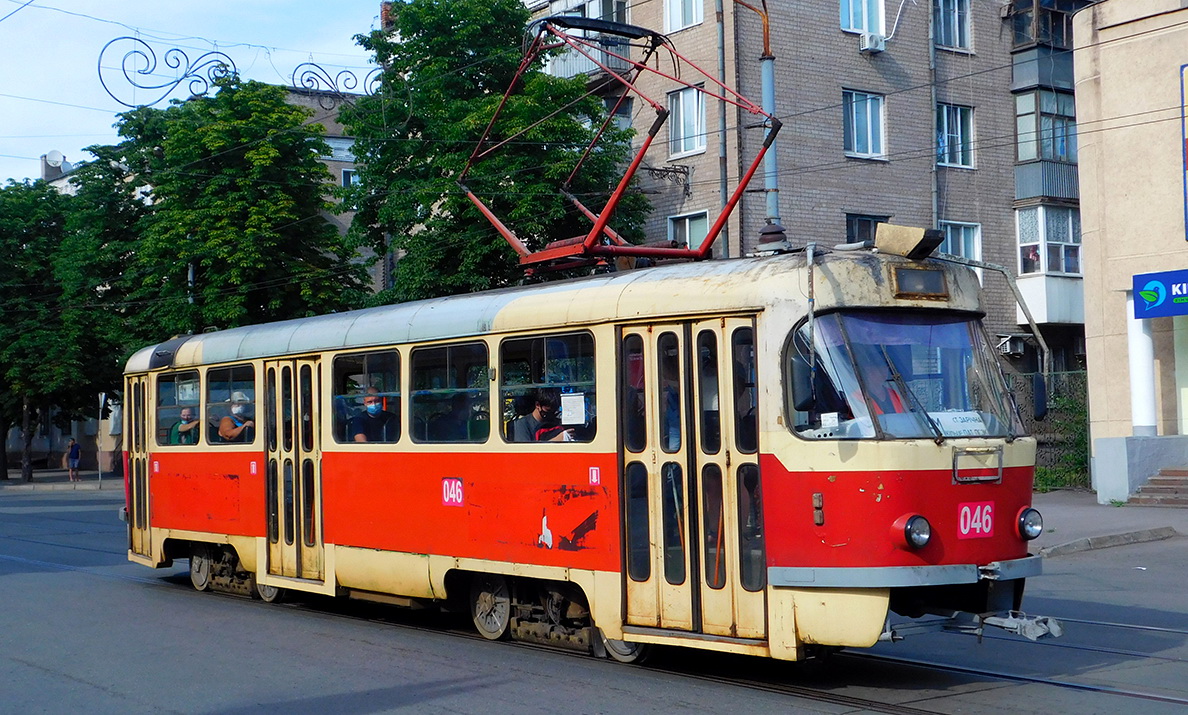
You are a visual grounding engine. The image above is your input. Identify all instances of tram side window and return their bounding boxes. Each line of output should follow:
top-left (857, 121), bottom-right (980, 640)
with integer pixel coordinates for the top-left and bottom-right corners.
top-left (411, 343), bottom-right (490, 443)
top-left (206, 366), bottom-right (256, 444)
top-left (333, 351), bottom-right (401, 443)
top-left (732, 328), bottom-right (758, 453)
top-left (156, 371), bottom-right (201, 446)
top-left (500, 332), bottom-right (596, 443)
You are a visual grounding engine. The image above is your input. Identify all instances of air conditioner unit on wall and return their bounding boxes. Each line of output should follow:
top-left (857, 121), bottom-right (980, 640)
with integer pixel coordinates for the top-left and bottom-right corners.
top-left (999, 336), bottom-right (1027, 357)
top-left (859, 33), bottom-right (885, 54)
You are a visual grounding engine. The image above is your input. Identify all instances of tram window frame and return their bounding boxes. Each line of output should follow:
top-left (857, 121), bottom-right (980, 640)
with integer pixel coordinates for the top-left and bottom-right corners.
top-left (732, 327), bottom-right (759, 454)
top-left (156, 371), bottom-right (201, 446)
top-left (410, 342), bottom-right (490, 443)
top-left (206, 365), bottom-right (257, 445)
top-left (332, 350), bottom-right (401, 444)
top-left (737, 463), bottom-right (766, 591)
top-left (657, 332), bottom-right (682, 454)
top-left (622, 335), bottom-right (647, 453)
top-left (696, 330), bottom-right (722, 454)
top-left (499, 332), bottom-right (596, 443)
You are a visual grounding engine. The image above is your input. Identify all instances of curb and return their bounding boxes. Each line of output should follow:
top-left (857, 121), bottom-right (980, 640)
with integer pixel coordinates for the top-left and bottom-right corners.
top-left (1039, 527), bottom-right (1180, 557)
top-left (0, 482), bottom-right (117, 494)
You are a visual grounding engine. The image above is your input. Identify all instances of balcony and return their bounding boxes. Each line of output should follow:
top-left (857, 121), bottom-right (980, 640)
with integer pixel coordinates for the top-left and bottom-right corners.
top-left (545, 33), bottom-right (631, 81)
top-left (1016, 273), bottom-right (1084, 325)
top-left (1015, 160), bottom-right (1079, 201)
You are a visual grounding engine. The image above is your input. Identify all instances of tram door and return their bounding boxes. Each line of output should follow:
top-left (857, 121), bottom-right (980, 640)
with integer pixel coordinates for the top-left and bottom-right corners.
top-left (619, 319), bottom-right (766, 639)
top-left (126, 375), bottom-right (152, 558)
top-left (263, 359), bottom-right (324, 581)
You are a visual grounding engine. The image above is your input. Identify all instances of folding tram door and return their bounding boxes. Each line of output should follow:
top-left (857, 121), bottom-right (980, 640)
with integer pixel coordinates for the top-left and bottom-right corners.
top-left (618, 318), bottom-right (766, 640)
top-left (263, 359), bottom-right (324, 582)
top-left (126, 374), bottom-right (152, 559)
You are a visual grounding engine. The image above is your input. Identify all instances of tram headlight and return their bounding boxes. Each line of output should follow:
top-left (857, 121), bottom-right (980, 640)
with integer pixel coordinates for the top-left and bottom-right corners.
top-left (1017, 508), bottom-right (1043, 541)
top-left (904, 515), bottom-right (931, 549)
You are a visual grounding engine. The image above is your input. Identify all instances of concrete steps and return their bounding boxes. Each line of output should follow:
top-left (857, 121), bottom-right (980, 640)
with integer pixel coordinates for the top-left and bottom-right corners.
top-left (1130, 469), bottom-right (1188, 507)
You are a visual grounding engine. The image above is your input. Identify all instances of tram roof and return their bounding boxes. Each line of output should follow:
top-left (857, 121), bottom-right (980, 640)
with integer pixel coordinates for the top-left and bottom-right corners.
top-left (125, 250), bottom-right (980, 372)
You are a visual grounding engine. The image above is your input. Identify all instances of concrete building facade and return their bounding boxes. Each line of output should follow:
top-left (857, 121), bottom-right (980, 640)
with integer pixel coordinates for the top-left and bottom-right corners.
top-left (1073, 0), bottom-right (1188, 501)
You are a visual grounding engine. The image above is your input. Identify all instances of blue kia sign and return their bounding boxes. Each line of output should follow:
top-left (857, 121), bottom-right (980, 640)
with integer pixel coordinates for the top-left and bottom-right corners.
top-left (1134, 269), bottom-right (1188, 318)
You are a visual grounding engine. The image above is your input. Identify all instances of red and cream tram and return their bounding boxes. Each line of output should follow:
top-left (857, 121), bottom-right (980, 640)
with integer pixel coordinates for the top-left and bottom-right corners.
top-left (122, 229), bottom-right (1058, 662)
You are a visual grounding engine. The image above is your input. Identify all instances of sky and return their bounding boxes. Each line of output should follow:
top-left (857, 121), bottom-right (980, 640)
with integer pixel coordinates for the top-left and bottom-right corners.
top-left (0, 0), bottom-right (382, 183)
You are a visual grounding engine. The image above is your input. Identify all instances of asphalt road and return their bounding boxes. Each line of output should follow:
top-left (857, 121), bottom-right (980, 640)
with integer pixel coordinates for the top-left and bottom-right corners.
top-left (2, 489), bottom-right (1186, 714)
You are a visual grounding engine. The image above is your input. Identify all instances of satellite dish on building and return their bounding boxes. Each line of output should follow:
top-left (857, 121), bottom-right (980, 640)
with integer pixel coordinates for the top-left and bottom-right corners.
top-left (45, 149), bottom-right (65, 167)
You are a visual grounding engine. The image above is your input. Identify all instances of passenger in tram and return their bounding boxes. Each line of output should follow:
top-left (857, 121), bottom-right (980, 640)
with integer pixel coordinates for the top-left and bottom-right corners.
top-left (511, 389), bottom-right (573, 442)
top-left (218, 391), bottom-right (255, 442)
top-left (169, 407), bottom-right (200, 445)
top-left (350, 388), bottom-right (398, 442)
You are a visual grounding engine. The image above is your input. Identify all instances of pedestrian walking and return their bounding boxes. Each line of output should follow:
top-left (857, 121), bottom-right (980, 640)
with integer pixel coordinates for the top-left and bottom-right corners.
top-left (67, 438), bottom-right (82, 482)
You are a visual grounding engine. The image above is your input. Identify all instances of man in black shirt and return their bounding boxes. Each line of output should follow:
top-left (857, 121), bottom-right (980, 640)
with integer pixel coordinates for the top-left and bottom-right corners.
top-left (350, 389), bottom-right (399, 442)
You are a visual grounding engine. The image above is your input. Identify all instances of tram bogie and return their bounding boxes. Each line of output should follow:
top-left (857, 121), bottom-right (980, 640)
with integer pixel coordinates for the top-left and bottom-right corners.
top-left (123, 243), bottom-right (1059, 663)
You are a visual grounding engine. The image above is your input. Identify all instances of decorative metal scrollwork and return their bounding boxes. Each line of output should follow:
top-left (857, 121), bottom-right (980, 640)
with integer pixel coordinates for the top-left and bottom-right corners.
top-left (290, 63), bottom-right (383, 109)
top-left (644, 164), bottom-right (692, 197)
top-left (99, 37), bottom-right (237, 108)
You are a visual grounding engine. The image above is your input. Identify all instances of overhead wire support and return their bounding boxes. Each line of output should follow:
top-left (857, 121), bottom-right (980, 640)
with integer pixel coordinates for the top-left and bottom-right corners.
top-left (458, 15), bottom-right (782, 272)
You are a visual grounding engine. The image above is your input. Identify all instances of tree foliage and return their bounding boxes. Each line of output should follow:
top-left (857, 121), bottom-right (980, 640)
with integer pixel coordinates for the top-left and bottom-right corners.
top-left (118, 77), bottom-right (371, 334)
top-left (340, 0), bottom-right (648, 303)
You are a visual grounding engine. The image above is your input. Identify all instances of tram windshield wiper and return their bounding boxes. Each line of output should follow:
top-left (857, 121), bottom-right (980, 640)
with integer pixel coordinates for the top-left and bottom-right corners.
top-left (878, 346), bottom-right (945, 445)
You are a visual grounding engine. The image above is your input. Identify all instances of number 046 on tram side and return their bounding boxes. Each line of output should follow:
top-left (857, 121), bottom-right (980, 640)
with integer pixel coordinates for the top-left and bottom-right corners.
top-left (122, 228), bottom-right (1060, 663)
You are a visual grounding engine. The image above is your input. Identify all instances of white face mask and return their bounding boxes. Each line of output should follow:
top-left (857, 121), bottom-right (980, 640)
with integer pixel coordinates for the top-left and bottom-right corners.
top-left (231, 405), bottom-right (245, 416)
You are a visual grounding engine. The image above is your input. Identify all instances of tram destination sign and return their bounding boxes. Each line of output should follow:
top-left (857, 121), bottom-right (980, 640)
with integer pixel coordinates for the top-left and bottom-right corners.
top-left (1134, 269), bottom-right (1188, 319)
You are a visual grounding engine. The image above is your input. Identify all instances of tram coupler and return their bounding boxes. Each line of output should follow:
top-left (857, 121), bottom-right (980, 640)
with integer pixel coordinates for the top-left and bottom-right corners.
top-left (935, 608), bottom-right (1064, 641)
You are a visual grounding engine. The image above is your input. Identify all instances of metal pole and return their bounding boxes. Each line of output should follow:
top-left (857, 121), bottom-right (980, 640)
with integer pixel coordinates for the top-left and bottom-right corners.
top-left (760, 54), bottom-right (780, 225)
top-left (97, 393), bottom-right (105, 489)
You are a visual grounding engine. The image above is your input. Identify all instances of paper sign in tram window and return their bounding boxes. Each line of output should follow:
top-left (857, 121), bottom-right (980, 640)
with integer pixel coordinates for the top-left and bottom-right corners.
top-left (560, 393), bottom-right (584, 425)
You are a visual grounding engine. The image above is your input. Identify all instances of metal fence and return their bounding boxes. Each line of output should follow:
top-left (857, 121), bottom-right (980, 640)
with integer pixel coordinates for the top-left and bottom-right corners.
top-left (1007, 370), bottom-right (1089, 473)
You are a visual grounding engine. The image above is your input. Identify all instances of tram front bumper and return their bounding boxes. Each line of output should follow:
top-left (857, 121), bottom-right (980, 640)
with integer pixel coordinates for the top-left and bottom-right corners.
top-left (768, 554), bottom-right (1042, 589)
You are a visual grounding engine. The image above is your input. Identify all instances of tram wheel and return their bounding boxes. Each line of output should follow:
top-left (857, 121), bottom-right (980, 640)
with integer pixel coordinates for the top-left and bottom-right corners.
top-left (254, 580), bottom-right (285, 604)
top-left (189, 547), bottom-right (212, 592)
top-left (600, 630), bottom-right (651, 664)
top-left (470, 573), bottom-right (511, 640)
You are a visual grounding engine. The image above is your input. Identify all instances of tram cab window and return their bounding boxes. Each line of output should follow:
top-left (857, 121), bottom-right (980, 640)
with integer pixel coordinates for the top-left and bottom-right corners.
top-left (156, 371), bottom-right (201, 446)
top-left (500, 332), bottom-right (596, 443)
top-left (411, 343), bottom-right (489, 443)
top-left (787, 312), bottom-right (1024, 440)
top-left (206, 366), bottom-right (257, 444)
top-left (333, 351), bottom-right (401, 443)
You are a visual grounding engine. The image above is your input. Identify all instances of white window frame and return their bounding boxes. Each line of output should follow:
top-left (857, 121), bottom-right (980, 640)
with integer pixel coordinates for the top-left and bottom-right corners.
top-left (1016, 205), bottom-right (1082, 276)
top-left (1016, 90), bottom-right (1078, 163)
top-left (668, 86), bottom-right (706, 158)
top-left (341, 169), bottom-right (357, 188)
top-left (666, 0), bottom-right (703, 33)
top-left (934, 0), bottom-right (971, 50)
top-left (939, 221), bottom-right (982, 282)
top-left (668, 211), bottom-right (709, 250)
top-left (843, 90), bottom-right (885, 159)
top-left (840, 0), bottom-right (883, 34)
top-left (936, 103), bottom-right (974, 168)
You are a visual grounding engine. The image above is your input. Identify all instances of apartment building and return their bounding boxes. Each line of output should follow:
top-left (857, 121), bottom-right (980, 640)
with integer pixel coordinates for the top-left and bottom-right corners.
top-left (529, 0), bottom-right (1093, 370)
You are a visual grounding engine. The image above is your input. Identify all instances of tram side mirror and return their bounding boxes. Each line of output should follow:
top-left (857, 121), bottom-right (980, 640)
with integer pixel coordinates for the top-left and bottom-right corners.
top-left (791, 355), bottom-right (816, 412)
top-left (1032, 373), bottom-right (1048, 421)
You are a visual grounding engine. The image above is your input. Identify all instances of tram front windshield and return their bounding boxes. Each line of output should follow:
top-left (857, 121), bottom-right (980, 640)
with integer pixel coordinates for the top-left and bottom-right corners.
top-left (789, 311), bottom-right (1023, 440)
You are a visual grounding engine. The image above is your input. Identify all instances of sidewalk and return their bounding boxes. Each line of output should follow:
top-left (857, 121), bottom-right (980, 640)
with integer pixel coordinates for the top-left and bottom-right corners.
top-left (1031, 489), bottom-right (1188, 557)
top-left (1, 468), bottom-right (121, 492)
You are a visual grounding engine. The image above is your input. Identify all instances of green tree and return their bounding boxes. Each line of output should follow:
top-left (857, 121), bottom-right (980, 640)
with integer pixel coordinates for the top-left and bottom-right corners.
top-left (120, 77), bottom-right (371, 335)
top-left (0, 180), bottom-right (74, 480)
top-left (341, 0), bottom-right (648, 303)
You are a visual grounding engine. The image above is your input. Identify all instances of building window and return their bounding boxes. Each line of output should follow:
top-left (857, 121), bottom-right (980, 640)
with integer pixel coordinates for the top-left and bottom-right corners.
top-left (845, 213), bottom-right (889, 243)
top-left (605, 96), bottom-right (634, 133)
top-left (841, 0), bottom-right (882, 34)
top-left (1016, 90), bottom-right (1077, 163)
top-left (341, 169), bottom-right (356, 187)
top-left (939, 221), bottom-right (981, 261)
top-left (669, 211), bottom-right (708, 248)
top-left (936, 103), bottom-right (974, 167)
top-left (669, 86), bottom-right (706, 157)
top-left (934, 0), bottom-right (971, 49)
top-left (666, 0), bottom-right (702, 32)
top-left (843, 90), bottom-right (885, 159)
top-left (1017, 205), bottom-right (1081, 275)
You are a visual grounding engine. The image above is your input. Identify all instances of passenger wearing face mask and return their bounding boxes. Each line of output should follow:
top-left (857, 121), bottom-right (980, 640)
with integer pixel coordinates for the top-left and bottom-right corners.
top-left (219, 391), bottom-right (256, 442)
top-left (350, 387), bottom-right (399, 442)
